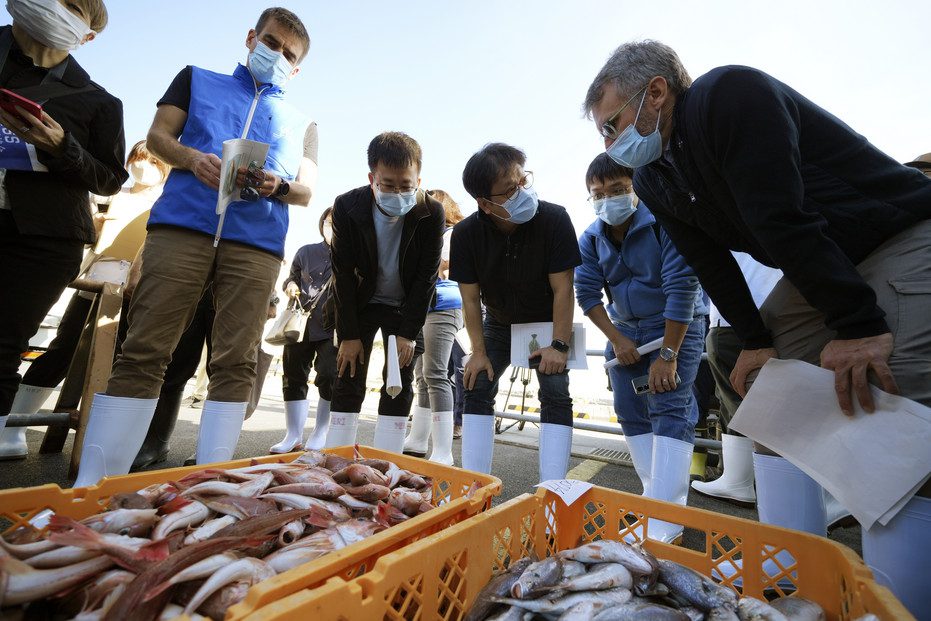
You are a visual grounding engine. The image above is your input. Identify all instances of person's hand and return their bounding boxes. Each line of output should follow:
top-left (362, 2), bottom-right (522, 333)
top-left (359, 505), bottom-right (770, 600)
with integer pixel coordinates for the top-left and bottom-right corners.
top-left (395, 336), bottom-right (416, 367)
top-left (266, 303), bottom-right (277, 320)
top-left (531, 346), bottom-right (568, 375)
top-left (92, 212), bottom-right (107, 239)
top-left (821, 333), bottom-right (898, 416)
top-left (337, 339), bottom-right (365, 378)
top-left (463, 351), bottom-right (494, 390)
top-left (0, 107), bottom-right (66, 157)
top-left (610, 333), bottom-right (641, 367)
top-left (190, 151), bottom-right (222, 190)
top-left (730, 347), bottom-right (778, 397)
top-left (649, 358), bottom-right (678, 393)
top-left (236, 165), bottom-right (281, 198)
top-left (285, 282), bottom-right (301, 299)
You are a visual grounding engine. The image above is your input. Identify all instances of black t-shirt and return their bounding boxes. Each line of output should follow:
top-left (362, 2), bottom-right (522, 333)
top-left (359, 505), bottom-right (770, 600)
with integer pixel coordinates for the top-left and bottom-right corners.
top-left (449, 201), bottom-right (581, 325)
top-left (157, 66), bottom-right (319, 164)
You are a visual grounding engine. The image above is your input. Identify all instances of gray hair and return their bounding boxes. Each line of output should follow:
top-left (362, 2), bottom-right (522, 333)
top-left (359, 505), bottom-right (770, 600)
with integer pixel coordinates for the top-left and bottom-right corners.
top-left (583, 40), bottom-right (692, 118)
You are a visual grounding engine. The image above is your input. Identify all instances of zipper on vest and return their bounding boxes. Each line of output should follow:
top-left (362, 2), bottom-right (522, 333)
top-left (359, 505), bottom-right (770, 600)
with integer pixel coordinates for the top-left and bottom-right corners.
top-left (214, 84), bottom-right (272, 247)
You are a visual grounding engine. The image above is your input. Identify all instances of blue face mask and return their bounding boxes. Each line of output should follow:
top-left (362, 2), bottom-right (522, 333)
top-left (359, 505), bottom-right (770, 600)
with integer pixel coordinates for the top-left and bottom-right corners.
top-left (491, 186), bottom-right (539, 225)
top-left (605, 89), bottom-right (663, 168)
top-left (248, 41), bottom-right (293, 86)
top-left (374, 186), bottom-right (418, 217)
top-left (594, 193), bottom-right (638, 226)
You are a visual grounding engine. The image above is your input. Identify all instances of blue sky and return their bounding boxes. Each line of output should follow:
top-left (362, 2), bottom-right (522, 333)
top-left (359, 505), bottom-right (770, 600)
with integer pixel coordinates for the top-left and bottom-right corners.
top-left (7, 1), bottom-right (930, 260)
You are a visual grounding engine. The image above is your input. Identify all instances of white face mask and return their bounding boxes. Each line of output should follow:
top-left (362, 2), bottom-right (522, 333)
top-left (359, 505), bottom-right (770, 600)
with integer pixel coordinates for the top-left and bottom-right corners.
top-left (322, 221), bottom-right (333, 244)
top-left (7, 0), bottom-right (95, 51)
top-left (129, 161), bottom-right (163, 187)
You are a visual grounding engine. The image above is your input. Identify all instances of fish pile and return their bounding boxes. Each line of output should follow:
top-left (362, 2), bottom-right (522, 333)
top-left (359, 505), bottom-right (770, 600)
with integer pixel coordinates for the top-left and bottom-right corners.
top-left (465, 539), bottom-right (878, 621)
top-left (0, 448), bottom-right (451, 621)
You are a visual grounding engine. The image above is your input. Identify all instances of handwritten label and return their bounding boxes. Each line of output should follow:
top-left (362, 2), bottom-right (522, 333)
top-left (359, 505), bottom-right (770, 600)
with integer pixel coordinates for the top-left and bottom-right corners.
top-left (535, 479), bottom-right (593, 507)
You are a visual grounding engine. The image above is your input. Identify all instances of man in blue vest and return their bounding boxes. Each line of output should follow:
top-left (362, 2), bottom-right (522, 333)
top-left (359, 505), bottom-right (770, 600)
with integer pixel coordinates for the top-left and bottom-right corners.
top-left (73, 7), bottom-right (318, 487)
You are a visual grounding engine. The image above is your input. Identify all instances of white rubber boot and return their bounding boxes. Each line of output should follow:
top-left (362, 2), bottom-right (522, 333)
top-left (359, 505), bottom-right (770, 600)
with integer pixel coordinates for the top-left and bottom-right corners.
top-left (303, 398), bottom-right (331, 450)
top-left (461, 414), bottom-right (494, 474)
top-left (0, 385), bottom-right (54, 459)
top-left (402, 405), bottom-right (431, 456)
top-left (862, 496), bottom-right (931, 619)
top-left (824, 489), bottom-right (854, 531)
top-left (73, 394), bottom-right (158, 488)
top-left (270, 399), bottom-right (308, 454)
top-left (624, 432), bottom-right (654, 494)
top-left (714, 453), bottom-right (826, 585)
top-left (428, 410), bottom-right (455, 466)
top-left (646, 435), bottom-right (693, 543)
top-left (539, 423), bottom-right (573, 483)
top-left (374, 416), bottom-right (406, 453)
top-left (691, 434), bottom-right (756, 505)
top-left (324, 411), bottom-right (360, 448)
top-left (195, 401), bottom-right (246, 464)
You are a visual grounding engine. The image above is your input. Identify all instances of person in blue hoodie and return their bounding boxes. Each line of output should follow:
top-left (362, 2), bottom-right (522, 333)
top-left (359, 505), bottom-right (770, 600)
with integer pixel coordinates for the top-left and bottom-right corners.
top-left (72, 7), bottom-right (318, 488)
top-left (575, 153), bottom-right (707, 543)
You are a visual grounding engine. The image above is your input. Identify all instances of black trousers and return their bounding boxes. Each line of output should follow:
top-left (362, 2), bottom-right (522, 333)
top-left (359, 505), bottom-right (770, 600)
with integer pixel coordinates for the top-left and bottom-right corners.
top-left (21, 292), bottom-right (93, 388)
top-left (0, 211), bottom-right (83, 415)
top-left (281, 322), bottom-right (336, 402)
top-left (331, 304), bottom-right (424, 417)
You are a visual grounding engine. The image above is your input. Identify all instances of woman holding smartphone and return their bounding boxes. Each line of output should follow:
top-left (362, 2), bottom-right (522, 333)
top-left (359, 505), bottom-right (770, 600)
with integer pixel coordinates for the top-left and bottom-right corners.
top-left (0, 0), bottom-right (126, 444)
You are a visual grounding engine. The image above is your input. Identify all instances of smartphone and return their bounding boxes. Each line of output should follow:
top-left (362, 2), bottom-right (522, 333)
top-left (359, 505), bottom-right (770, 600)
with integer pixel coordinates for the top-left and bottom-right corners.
top-left (632, 372), bottom-right (682, 395)
top-left (0, 89), bottom-right (43, 123)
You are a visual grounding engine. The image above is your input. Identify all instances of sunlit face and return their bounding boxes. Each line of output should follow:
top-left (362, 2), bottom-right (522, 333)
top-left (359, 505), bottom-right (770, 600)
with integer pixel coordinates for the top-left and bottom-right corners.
top-left (368, 162), bottom-right (421, 195)
top-left (245, 20), bottom-right (305, 79)
top-left (591, 78), bottom-right (667, 151)
top-left (479, 163), bottom-right (531, 219)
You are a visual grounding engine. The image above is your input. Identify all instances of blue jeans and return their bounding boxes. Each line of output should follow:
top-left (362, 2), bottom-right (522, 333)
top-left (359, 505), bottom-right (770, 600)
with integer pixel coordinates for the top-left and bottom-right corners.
top-left (606, 319), bottom-right (705, 442)
top-left (463, 319), bottom-right (573, 426)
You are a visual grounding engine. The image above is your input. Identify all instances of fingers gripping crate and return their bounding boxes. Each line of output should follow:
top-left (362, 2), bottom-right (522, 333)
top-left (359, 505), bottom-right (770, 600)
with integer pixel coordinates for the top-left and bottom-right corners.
top-left (247, 486), bottom-right (911, 621)
top-left (0, 446), bottom-right (501, 621)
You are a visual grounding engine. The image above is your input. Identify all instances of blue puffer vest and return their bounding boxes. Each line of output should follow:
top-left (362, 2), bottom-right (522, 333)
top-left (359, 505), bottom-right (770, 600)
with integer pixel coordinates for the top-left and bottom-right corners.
top-left (147, 64), bottom-right (308, 257)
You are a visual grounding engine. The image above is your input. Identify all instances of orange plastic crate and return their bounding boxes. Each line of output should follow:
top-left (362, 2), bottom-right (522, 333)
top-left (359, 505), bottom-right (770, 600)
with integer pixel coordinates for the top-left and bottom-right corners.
top-left (0, 446), bottom-right (501, 621)
top-left (244, 486), bottom-right (912, 621)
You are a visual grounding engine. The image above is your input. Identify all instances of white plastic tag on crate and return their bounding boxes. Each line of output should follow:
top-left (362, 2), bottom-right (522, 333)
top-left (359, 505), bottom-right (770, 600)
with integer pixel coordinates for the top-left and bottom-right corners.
top-left (535, 479), bottom-right (593, 507)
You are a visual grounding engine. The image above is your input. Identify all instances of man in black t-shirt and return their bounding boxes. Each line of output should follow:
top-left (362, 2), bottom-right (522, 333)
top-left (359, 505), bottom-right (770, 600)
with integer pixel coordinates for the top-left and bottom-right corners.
top-left (450, 143), bottom-right (581, 481)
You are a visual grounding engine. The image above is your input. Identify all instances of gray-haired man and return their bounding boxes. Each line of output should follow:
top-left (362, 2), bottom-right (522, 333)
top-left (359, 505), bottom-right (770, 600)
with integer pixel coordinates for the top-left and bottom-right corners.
top-left (582, 40), bottom-right (931, 616)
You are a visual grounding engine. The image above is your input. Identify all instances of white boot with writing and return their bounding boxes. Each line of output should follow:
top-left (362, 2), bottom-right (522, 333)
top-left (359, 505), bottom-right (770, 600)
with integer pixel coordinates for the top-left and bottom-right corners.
top-left (374, 416), bottom-right (407, 453)
top-left (324, 411), bottom-right (360, 448)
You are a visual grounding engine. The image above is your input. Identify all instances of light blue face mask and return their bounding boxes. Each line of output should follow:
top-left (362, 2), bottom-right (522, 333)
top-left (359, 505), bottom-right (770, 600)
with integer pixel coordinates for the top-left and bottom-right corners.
top-left (594, 193), bottom-right (638, 226)
top-left (605, 89), bottom-right (663, 168)
top-left (374, 186), bottom-right (418, 217)
top-left (492, 186), bottom-right (539, 225)
top-left (248, 41), bottom-right (293, 86)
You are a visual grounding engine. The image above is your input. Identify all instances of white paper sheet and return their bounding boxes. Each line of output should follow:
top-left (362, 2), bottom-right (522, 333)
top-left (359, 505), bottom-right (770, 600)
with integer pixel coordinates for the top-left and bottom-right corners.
top-left (729, 359), bottom-right (931, 529)
top-left (510, 322), bottom-right (588, 370)
top-left (535, 480), bottom-right (594, 507)
top-left (386, 335), bottom-right (402, 399)
top-left (603, 336), bottom-right (665, 369)
top-left (216, 138), bottom-right (269, 215)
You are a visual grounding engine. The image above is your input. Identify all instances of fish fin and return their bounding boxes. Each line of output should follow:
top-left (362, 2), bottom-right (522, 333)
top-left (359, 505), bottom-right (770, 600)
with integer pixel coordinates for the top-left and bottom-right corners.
top-left (158, 494), bottom-right (194, 515)
top-left (465, 481), bottom-right (480, 499)
top-left (48, 515), bottom-right (103, 549)
top-left (136, 537), bottom-right (171, 562)
top-left (353, 444), bottom-right (363, 460)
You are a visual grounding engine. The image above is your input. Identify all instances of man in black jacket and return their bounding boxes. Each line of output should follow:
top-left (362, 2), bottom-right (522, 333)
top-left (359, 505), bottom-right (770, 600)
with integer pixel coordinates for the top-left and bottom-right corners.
top-left (0, 3), bottom-right (126, 440)
top-left (325, 132), bottom-right (444, 452)
top-left (583, 40), bottom-right (931, 615)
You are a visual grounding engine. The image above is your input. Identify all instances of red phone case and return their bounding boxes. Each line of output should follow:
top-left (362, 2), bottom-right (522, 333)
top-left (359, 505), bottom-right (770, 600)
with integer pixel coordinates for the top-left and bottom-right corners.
top-left (0, 88), bottom-right (43, 122)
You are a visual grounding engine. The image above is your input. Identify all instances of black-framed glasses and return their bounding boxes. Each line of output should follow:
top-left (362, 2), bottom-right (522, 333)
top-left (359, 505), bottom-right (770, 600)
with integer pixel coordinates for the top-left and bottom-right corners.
top-left (487, 171), bottom-right (534, 203)
top-left (587, 186), bottom-right (633, 202)
top-left (599, 86), bottom-right (648, 140)
top-left (375, 181), bottom-right (419, 194)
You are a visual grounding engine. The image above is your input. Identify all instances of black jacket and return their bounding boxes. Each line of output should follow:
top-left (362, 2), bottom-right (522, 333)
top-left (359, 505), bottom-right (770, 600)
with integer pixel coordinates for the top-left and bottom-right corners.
top-left (329, 185), bottom-right (444, 341)
top-left (1, 26), bottom-right (128, 243)
top-left (283, 241), bottom-right (332, 342)
top-left (634, 65), bottom-right (931, 348)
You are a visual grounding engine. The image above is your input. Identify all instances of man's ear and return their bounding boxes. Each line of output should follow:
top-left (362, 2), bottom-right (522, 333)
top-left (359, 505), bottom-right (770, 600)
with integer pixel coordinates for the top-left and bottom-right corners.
top-left (245, 29), bottom-right (258, 51)
top-left (477, 199), bottom-right (491, 214)
top-left (647, 76), bottom-right (669, 110)
top-left (367, 171), bottom-right (375, 186)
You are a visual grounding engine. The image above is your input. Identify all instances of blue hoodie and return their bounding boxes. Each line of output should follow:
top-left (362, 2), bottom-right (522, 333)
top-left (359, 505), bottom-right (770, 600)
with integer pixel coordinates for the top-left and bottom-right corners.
top-left (575, 204), bottom-right (707, 330)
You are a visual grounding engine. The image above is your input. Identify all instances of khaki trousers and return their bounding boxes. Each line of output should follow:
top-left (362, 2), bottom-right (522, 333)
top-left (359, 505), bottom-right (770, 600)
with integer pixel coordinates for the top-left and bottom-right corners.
top-left (107, 228), bottom-right (280, 402)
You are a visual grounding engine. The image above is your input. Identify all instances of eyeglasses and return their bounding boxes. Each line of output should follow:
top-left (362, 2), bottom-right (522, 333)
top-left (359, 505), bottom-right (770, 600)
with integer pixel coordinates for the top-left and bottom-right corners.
top-left (487, 171), bottom-right (534, 203)
top-left (599, 85), bottom-right (648, 140)
top-left (375, 181), bottom-right (418, 194)
top-left (587, 186), bottom-right (633, 202)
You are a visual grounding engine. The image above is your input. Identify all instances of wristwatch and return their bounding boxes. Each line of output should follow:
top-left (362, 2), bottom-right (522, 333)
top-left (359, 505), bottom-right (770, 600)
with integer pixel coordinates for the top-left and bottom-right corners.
top-left (659, 346), bottom-right (678, 362)
top-left (551, 339), bottom-right (570, 354)
top-left (274, 178), bottom-right (290, 198)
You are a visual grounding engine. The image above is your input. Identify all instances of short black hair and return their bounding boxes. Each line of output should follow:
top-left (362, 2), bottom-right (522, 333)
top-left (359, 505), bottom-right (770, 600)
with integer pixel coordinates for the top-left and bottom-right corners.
top-left (462, 143), bottom-right (526, 200)
top-left (585, 153), bottom-right (633, 189)
top-left (318, 206), bottom-right (333, 237)
top-left (256, 7), bottom-right (311, 62)
top-left (367, 132), bottom-right (422, 172)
